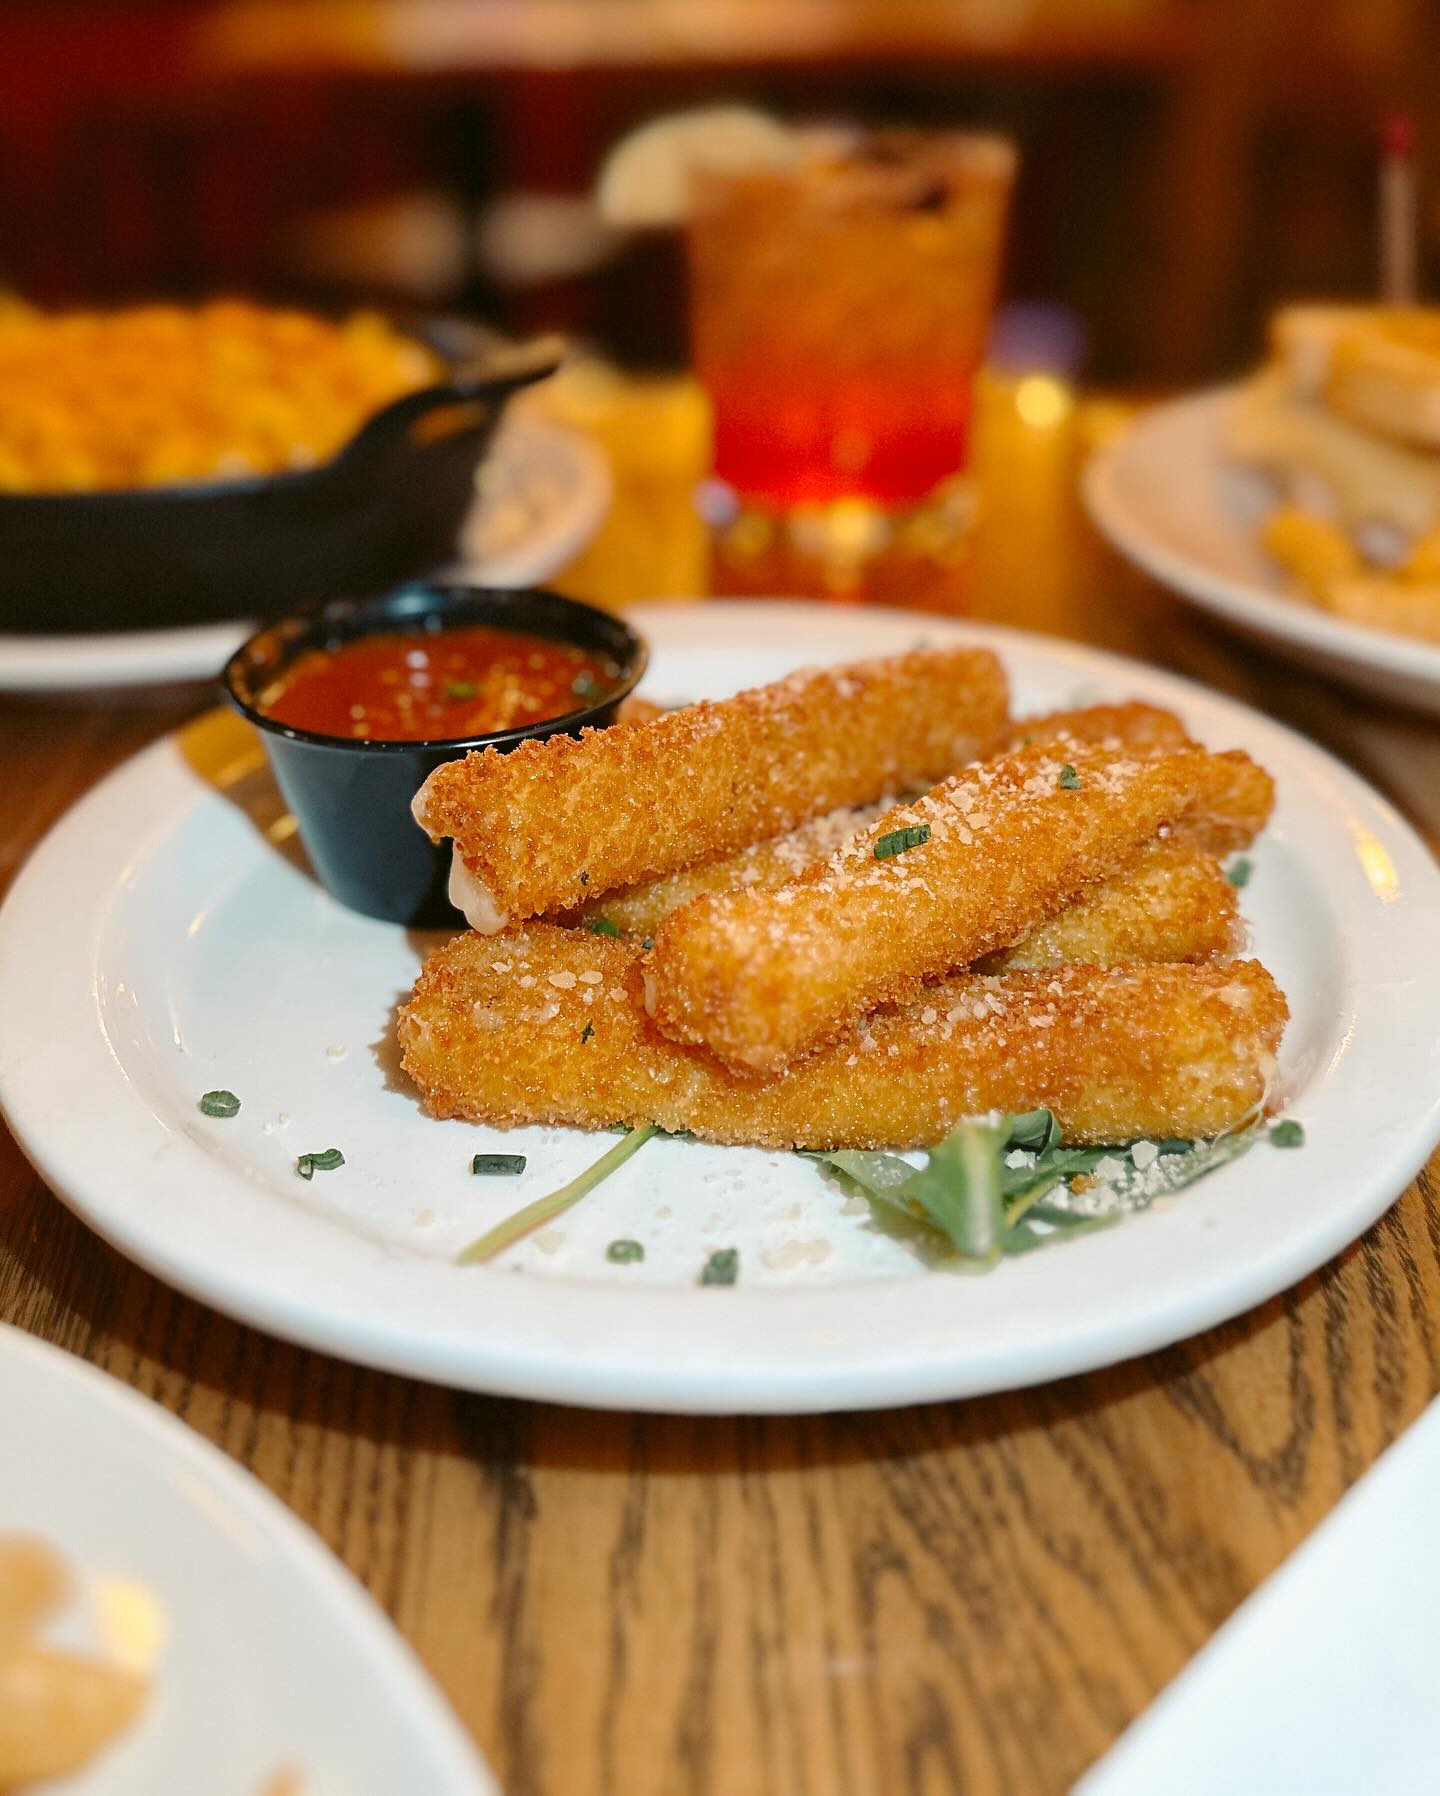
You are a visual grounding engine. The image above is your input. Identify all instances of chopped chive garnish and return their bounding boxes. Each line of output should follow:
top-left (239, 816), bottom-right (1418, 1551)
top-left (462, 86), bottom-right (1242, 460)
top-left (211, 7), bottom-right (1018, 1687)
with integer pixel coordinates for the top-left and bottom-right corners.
top-left (1269, 1119), bottom-right (1305, 1148)
top-left (1058, 763), bottom-right (1081, 790)
top-left (296, 1147), bottom-right (344, 1180)
top-left (874, 823), bottom-right (931, 861)
top-left (581, 1021), bottom-right (595, 1043)
top-left (700, 1247), bottom-right (739, 1286)
top-left (588, 917), bottom-right (621, 938)
top-left (445, 680), bottom-right (479, 699)
top-left (607, 1238), bottom-right (644, 1264)
top-left (472, 1153), bottom-right (526, 1176)
top-left (198, 1089), bottom-right (240, 1119)
top-left (1226, 856), bottom-right (1254, 889)
top-left (456, 1124), bottom-right (659, 1264)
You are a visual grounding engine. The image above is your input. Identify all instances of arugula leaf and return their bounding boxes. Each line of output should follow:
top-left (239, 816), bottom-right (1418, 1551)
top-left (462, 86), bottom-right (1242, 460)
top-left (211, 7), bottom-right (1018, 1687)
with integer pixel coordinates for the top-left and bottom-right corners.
top-left (1007, 1107), bottom-right (1062, 1154)
top-left (903, 1119), bottom-right (1009, 1265)
top-left (806, 1106), bottom-right (1269, 1273)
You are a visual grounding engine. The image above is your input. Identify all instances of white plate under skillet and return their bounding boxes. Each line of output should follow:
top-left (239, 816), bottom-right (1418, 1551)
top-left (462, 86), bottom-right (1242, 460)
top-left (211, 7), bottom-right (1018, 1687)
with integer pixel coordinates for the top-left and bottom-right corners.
top-left (0, 1322), bottom-right (496, 1794)
top-left (0, 409), bottom-right (611, 693)
top-left (1084, 387), bottom-right (1440, 717)
top-left (3, 601), bottom-right (1439, 1415)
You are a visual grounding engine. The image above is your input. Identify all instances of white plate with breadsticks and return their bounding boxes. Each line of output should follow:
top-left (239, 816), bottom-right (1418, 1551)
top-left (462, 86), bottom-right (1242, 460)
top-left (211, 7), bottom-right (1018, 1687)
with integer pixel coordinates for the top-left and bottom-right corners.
top-left (0, 1324), bottom-right (495, 1794)
top-left (2, 602), bottom-right (1439, 1413)
top-left (1086, 308), bottom-right (1440, 716)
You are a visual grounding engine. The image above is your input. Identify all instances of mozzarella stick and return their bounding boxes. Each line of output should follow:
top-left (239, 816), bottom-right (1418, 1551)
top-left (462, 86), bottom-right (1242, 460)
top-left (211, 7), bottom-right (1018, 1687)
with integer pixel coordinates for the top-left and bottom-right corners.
top-left (985, 840), bottom-right (1240, 970)
top-left (578, 827), bottom-right (1238, 970)
top-left (649, 742), bottom-right (1271, 1073)
top-left (569, 702), bottom-right (1200, 937)
top-left (1000, 703), bottom-right (1273, 854)
top-left (398, 925), bottom-right (1287, 1150)
top-left (411, 647), bottom-right (1008, 932)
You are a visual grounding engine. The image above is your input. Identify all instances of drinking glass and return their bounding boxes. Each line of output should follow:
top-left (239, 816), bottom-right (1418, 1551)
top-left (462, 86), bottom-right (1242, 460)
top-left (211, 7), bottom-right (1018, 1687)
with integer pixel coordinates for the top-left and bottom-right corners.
top-left (686, 128), bottom-right (1014, 602)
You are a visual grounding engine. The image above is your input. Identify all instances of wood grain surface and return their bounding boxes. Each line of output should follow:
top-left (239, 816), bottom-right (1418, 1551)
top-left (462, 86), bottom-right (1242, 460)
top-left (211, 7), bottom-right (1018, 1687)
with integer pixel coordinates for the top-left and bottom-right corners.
top-left (4, 383), bottom-right (1440, 1796)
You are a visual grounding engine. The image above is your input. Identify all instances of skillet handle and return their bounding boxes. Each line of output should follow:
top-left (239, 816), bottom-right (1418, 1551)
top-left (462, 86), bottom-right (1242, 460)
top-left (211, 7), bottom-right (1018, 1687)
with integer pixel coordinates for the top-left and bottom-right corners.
top-left (336, 335), bottom-right (565, 470)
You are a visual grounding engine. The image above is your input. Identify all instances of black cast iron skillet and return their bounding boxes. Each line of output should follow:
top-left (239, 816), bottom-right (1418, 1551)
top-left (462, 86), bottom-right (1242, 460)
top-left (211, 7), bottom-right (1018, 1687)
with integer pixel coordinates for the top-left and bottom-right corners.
top-left (0, 318), bottom-right (562, 635)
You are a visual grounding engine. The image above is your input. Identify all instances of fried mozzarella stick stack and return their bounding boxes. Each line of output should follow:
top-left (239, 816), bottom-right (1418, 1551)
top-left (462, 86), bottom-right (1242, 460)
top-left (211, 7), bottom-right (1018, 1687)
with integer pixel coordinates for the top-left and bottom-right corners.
top-left (412, 647), bottom-right (1008, 932)
top-left (399, 925), bottom-right (1287, 1150)
top-left (649, 742), bottom-right (1273, 1073)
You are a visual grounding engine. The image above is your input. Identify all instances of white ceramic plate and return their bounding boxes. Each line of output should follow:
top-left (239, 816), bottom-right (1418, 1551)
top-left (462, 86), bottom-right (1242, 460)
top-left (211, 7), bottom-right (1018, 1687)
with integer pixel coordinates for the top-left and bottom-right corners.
top-left (1084, 386), bottom-right (1440, 716)
top-left (3, 602), bottom-right (1439, 1415)
top-left (0, 1322), bottom-right (496, 1794)
top-left (0, 410), bottom-right (611, 693)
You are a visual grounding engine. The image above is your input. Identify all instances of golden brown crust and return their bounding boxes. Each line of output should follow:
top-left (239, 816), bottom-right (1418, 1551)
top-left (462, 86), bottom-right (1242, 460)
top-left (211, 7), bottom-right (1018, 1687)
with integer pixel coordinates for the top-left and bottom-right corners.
top-left (397, 924), bottom-right (1287, 1150)
top-left (995, 701), bottom-right (1192, 754)
top-left (412, 647), bottom-right (1008, 921)
top-left (566, 702), bottom-right (1203, 937)
top-left (985, 839), bottom-right (1241, 970)
top-left (647, 742), bottom-right (1269, 1074)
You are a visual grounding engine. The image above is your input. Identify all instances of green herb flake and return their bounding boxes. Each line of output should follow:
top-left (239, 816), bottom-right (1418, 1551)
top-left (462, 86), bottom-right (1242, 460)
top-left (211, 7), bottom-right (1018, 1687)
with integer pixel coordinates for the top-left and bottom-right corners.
top-left (1269, 1119), bottom-right (1305, 1149)
top-left (641, 937), bottom-right (655, 952)
top-left (296, 1147), bottom-right (345, 1180)
top-left (607, 1238), bottom-right (644, 1264)
top-left (587, 917), bottom-right (621, 938)
top-left (874, 823), bottom-right (932, 861)
top-left (700, 1247), bottom-right (739, 1286)
top-left (1226, 856), bottom-right (1254, 889)
top-left (456, 1124), bottom-right (659, 1264)
top-left (1058, 763), bottom-right (1081, 790)
top-left (1156, 1137), bottom-right (1193, 1155)
top-left (444, 679), bottom-right (479, 700)
top-left (581, 1021), bottom-right (595, 1044)
top-left (198, 1089), bottom-right (240, 1119)
top-left (472, 1153), bottom-right (526, 1176)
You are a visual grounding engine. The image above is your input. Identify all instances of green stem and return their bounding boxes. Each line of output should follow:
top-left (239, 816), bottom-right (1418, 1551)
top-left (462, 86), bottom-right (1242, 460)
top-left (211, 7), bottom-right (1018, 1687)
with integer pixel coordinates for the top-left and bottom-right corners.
top-left (454, 1124), bottom-right (660, 1265)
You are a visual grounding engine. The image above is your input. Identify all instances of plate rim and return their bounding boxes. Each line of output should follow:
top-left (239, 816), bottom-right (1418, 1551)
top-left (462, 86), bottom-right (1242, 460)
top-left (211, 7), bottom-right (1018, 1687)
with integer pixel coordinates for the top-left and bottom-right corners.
top-left (4, 600), bottom-right (1440, 1413)
top-left (0, 409), bottom-right (612, 693)
top-left (1083, 384), bottom-right (1440, 686)
top-left (0, 1320), bottom-right (498, 1792)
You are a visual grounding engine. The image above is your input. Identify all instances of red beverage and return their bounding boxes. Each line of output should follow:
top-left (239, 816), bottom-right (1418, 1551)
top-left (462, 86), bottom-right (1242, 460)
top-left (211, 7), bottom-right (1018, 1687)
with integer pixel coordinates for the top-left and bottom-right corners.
top-left (688, 131), bottom-right (1014, 509)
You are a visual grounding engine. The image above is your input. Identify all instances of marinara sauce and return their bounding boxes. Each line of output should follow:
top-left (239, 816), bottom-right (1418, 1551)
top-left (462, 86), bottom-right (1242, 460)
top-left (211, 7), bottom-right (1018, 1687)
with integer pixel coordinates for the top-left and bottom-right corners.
top-left (260, 623), bottom-right (622, 741)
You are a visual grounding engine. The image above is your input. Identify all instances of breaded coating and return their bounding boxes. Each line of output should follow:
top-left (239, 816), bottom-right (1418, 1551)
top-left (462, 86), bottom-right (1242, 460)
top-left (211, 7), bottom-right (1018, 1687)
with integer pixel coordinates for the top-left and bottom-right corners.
top-left (569, 702), bottom-right (1198, 937)
top-left (577, 827), bottom-right (1239, 971)
top-left (1178, 753), bottom-right (1275, 855)
top-left (649, 742), bottom-right (1270, 1074)
top-left (985, 840), bottom-right (1241, 970)
top-left (398, 925), bottom-right (1287, 1150)
top-left (410, 647), bottom-right (1008, 931)
top-left (996, 701), bottom-right (1191, 754)
top-left (568, 798), bottom-right (897, 938)
top-left (1003, 703), bottom-right (1274, 855)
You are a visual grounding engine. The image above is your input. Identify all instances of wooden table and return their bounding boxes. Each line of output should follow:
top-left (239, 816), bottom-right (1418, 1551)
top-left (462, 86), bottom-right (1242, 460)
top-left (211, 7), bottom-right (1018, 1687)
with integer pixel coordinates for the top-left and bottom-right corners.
top-left (4, 378), bottom-right (1439, 1796)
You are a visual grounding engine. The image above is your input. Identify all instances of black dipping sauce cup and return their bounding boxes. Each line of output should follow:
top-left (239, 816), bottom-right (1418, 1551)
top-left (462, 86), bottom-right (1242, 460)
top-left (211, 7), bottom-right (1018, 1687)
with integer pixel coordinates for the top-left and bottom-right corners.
top-left (222, 583), bottom-right (648, 926)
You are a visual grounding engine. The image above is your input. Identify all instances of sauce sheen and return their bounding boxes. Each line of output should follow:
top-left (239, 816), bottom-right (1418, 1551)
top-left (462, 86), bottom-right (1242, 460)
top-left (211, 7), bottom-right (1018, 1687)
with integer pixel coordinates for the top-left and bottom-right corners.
top-left (261, 624), bottom-right (620, 742)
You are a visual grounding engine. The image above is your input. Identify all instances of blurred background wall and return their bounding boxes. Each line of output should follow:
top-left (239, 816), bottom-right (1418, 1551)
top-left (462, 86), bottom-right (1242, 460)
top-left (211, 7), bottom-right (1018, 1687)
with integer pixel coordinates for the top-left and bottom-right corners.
top-left (1, 0), bottom-right (1434, 383)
